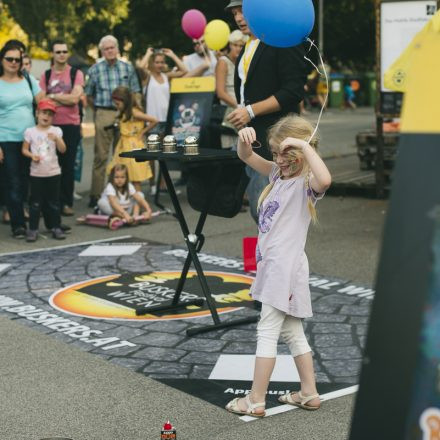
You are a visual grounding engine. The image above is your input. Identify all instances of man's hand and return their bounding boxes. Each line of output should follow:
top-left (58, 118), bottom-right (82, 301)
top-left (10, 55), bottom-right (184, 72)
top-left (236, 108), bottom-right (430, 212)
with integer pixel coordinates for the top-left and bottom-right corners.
top-left (0, 147), bottom-right (3, 163)
top-left (227, 107), bottom-right (251, 130)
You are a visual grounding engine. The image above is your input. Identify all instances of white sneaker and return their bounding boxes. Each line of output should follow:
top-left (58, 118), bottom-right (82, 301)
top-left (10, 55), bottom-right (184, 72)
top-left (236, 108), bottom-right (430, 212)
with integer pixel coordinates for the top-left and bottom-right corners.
top-left (73, 192), bottom-right (82, 200)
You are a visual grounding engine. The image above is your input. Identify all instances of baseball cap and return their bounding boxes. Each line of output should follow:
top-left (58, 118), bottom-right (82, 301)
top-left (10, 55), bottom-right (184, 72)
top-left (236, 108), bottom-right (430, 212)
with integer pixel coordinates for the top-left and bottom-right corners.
top-left (225, 0), bottom-right (242, 11)
top-left (37, 99), bottom-right (57, 113)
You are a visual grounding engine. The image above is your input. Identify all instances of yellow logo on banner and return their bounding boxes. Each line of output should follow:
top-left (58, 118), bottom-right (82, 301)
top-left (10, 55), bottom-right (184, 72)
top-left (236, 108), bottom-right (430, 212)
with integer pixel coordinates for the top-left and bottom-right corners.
top-left (170, 77), bottom-right (216, 93)
top-left (50, 271), bottom-right (254, 321)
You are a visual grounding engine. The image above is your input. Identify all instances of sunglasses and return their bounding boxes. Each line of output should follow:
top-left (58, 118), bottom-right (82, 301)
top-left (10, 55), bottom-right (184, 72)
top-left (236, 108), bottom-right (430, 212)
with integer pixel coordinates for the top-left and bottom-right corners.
top-left (193, 41), bottom-right (204, 46)
top-left (55, 50), bottom-right (68, 54)
top-left (4, 57), bottom-right (21, 63)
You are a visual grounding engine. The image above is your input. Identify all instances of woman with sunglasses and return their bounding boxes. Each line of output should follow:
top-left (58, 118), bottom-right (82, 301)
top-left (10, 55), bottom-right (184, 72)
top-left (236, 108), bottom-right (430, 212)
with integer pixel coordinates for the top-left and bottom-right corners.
top-left (0, 41), bottom-right (44, 238)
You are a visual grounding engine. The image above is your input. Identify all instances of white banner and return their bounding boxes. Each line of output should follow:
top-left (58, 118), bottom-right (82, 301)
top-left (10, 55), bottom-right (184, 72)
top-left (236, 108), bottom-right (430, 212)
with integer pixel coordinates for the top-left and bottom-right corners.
top-left (381, 1), bottom-right (437, 91)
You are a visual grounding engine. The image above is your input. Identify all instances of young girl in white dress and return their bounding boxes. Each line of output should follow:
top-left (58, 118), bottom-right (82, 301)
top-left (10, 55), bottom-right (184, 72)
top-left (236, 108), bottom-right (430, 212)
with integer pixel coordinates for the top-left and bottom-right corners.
top-left (226, 115), bottom-right (332, 417)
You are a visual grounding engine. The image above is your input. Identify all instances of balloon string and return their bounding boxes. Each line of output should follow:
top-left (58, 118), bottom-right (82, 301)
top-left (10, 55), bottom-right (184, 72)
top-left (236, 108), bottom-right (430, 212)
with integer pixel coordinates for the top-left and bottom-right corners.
top-left (304, 38), bottom-right (329, 144)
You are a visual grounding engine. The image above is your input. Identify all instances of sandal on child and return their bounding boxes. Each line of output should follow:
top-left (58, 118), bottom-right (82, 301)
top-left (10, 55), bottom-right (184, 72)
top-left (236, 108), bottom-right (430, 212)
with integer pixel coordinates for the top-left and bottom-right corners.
top-left (225, 394), bottom-right (266, 417)
top-left (278, 391), bottom-right (320, 411)
top-left (108, 217), bottom-right (124, 230)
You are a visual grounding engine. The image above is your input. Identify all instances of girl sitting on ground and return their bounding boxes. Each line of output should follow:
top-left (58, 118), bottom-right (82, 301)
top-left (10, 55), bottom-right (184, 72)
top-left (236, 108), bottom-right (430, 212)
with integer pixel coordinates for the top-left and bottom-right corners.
top-left (225, 115), bottom-right (331, 417)
top-left (106, 86), bottom-right (158, 192)
top-left (78, 164), bottom-right (152, 230)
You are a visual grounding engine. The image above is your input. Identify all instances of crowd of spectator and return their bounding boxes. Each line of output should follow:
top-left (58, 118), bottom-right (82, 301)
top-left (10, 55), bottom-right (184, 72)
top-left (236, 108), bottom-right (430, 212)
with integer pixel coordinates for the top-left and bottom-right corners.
top-left (0, 0), bottom-right (310, 242)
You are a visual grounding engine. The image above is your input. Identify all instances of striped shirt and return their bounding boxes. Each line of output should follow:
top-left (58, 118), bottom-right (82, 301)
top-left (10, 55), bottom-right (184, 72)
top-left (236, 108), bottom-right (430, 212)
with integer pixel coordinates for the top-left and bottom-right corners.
top-left (84, 59), bottom-right (141, 108)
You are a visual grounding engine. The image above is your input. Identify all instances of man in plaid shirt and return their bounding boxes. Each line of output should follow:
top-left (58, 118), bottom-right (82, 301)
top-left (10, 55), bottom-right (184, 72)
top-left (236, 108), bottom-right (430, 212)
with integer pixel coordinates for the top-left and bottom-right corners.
top-left (85, 35), bottom-right (141, 207)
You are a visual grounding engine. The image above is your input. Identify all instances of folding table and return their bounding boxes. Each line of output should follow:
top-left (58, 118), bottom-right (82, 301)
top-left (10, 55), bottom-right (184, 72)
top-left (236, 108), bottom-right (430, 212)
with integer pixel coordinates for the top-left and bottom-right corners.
top-left (120, 148), bottom-right (258, 336)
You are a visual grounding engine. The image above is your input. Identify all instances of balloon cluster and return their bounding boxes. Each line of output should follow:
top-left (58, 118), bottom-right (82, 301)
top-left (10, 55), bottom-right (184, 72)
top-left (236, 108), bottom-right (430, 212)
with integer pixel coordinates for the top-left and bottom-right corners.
top-left (181, 9), bottom-right (230, 51)
top-left (181, 0), bottom-right (315, 49)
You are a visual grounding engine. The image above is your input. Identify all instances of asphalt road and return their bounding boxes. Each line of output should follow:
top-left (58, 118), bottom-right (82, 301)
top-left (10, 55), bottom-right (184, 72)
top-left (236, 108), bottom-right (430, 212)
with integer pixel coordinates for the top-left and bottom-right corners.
top-left (0, 107), bottom-right (386, 440)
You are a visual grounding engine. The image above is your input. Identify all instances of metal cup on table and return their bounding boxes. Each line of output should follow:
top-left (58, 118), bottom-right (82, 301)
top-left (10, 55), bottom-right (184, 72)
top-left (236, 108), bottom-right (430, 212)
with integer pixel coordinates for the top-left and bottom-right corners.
top-left (183, 136), bottom-right (199, 156)
top-left (162, 135), bottom-right (177, 153)
top-left (146, 134), bottom-right (161, 152)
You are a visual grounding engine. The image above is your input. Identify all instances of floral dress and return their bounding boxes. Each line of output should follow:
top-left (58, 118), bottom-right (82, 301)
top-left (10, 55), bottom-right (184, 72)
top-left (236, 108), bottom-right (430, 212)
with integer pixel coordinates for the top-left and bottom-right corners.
top-left (250, 164), bottom-right (324, 318)
top-left (106, 119), bottom-right (152, 182)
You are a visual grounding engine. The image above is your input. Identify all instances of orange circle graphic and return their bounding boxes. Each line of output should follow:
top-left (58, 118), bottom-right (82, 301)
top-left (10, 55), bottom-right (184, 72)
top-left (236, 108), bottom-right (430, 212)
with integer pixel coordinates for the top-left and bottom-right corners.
top-left (50, 271), bottom-right (254, 321)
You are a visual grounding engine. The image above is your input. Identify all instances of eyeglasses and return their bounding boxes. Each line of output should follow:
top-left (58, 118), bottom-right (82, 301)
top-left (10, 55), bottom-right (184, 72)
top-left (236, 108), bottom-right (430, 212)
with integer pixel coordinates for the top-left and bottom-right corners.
top-left (193, 41), bottom-right (204, 46)
top-left (54, 50), bottom-right (68, 54)
top-left (4, 57), bottom-right (21, 63)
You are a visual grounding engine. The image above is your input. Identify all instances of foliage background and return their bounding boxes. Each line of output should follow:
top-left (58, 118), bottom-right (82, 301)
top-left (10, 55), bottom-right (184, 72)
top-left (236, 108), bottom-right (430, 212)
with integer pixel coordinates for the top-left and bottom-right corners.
top-left (1, 0), bottom-right (376, 70)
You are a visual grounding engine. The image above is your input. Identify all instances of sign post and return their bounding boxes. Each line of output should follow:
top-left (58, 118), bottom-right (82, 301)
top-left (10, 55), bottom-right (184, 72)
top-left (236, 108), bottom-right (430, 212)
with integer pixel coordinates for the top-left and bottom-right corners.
top-left (375, 0), bottom-right (436, 197)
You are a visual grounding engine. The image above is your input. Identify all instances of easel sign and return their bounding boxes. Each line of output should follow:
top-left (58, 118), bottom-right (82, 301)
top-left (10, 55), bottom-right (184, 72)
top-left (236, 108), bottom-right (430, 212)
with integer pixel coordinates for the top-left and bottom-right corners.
top-left (165, 77), bottom-right (215, 146)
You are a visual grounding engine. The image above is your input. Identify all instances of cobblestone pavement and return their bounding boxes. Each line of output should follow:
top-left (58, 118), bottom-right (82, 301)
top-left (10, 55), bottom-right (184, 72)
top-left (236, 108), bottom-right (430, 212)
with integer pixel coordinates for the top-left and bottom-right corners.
top-left (0, 238), bottom-right (373, 403)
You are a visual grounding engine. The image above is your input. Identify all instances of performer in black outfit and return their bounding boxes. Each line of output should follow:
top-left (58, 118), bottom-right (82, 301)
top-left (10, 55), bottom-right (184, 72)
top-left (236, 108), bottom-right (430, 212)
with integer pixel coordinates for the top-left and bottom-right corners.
top-left (226, 0), bottom-right (307, 222)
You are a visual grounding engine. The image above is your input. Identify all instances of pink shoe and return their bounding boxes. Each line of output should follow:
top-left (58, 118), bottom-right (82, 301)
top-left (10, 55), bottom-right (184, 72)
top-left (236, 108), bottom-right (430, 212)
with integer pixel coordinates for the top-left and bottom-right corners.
top-left (108, 217), bottom-right (125, 230)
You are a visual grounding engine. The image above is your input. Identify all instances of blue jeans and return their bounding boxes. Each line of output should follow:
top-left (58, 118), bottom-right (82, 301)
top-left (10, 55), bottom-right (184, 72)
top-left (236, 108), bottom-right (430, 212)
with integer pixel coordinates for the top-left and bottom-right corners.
top-left (0, 141), bottom-right (27, 231)
top-left (245, 165), bottom-right (269, 224)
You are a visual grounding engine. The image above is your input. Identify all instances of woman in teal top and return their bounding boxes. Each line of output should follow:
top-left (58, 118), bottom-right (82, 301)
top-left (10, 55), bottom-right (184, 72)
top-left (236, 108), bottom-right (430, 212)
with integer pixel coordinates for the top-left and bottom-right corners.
top-left (0, 41), bottom-right (43, 237)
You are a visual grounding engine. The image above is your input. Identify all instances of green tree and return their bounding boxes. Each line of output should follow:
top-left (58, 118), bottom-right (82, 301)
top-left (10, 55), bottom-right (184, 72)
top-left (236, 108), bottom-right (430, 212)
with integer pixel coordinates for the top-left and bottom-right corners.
top-left (3, 0), bottom-right (129, 53)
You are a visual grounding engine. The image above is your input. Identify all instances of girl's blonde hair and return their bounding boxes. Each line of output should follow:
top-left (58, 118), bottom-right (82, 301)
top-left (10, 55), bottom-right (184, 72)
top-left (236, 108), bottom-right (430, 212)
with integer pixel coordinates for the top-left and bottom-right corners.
top-left (257, 114), bottom-right (320, 223)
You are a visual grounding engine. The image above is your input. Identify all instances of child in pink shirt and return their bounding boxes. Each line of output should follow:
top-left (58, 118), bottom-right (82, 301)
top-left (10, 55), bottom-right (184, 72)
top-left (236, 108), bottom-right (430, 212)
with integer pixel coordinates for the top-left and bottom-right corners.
top-left (22, 99), bottom-right (67, 242)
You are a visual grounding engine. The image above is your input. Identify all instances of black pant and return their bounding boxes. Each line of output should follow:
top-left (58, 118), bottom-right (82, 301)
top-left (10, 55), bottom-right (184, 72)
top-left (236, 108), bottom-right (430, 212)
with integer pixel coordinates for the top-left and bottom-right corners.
top-left (0, 141), bottom-right (29, 231)
top-left (29, 175), bottom-right (61, 231)
top-left (56, 124), bottom-right (81, 208)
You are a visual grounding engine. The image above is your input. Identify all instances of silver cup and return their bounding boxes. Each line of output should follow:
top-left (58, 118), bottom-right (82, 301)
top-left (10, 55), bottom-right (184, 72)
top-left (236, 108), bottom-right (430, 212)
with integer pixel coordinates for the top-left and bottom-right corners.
top-left (183, 136), bottom-right (199, 155)
top-left (146, 134), bottom-right (161, 152)
top-left (162, 135), bottom-right (177, 153)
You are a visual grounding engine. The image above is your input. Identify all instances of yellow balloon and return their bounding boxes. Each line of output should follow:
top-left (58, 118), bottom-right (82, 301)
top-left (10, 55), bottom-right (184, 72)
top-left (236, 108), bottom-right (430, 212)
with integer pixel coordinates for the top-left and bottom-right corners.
top-left (204, 19), bottom-right (231, 51)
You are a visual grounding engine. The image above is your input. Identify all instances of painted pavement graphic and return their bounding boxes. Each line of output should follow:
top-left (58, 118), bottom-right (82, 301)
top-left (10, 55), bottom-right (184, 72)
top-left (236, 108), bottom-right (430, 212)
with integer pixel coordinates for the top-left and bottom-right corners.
top-left (0, 238), bottom-right (373, 411)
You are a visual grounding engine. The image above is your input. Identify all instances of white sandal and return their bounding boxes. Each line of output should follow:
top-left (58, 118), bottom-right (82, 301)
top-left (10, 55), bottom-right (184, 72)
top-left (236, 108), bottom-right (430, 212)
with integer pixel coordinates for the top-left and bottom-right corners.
top-left (278, 390), bottom-right (321, 410)
top-left (225, 394), bottom-right (266, 417)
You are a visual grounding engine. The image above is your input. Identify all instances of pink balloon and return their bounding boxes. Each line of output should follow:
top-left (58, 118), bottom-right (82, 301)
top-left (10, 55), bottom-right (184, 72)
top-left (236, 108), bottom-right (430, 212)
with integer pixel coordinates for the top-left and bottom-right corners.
top-left (181, 9), bottom-right (207, 39)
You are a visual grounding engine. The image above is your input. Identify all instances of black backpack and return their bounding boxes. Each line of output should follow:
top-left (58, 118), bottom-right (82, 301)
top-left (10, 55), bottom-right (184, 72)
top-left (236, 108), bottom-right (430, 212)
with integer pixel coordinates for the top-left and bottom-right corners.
top-left (23, 70), bottom-right (37, 114)
top-left (186, 161), bottom-right (249, 218)
top-left (44, 66), bottom-right (84, 122)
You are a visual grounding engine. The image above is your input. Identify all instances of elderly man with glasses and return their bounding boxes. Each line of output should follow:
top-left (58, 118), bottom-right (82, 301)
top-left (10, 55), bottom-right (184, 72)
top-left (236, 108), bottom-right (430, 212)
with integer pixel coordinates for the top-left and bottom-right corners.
top-left (84, 35), bottom-right (141, 208)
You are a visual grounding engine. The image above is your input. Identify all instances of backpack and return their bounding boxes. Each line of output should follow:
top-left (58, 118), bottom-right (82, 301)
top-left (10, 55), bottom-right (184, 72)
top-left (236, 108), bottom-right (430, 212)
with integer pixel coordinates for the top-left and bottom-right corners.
top-left (23, 70), bottom-right (37, 114)
top-left (186, 161), bottom-right (249, 218)
top-left (44, 66), bottom-right (84, 122)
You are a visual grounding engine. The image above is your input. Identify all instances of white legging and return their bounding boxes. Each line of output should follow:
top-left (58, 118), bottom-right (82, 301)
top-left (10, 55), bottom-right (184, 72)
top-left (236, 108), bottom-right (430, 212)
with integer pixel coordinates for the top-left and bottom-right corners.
top-left (256, 303), bottom-right (311, 358)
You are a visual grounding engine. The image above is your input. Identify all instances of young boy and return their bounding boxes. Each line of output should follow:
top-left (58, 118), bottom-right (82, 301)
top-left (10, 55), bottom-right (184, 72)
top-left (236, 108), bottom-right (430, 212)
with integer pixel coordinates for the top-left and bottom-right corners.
top-left (22, 99), bottom-right (67, 242)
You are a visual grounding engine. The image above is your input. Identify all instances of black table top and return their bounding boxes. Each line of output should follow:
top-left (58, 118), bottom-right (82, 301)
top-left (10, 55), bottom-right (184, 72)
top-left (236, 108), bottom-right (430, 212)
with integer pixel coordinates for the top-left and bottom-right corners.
top-left (120, 148), bottom-right (240, 163)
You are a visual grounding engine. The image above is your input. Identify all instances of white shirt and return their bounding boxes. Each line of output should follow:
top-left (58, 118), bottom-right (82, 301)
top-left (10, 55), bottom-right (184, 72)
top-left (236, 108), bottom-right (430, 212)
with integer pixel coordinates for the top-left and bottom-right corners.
top-left (100, 182), bottom-right (136, 211)
top-left (184, 51), bottom-right (217, 77)
top-left (146, 73), bottom-right (170, 122)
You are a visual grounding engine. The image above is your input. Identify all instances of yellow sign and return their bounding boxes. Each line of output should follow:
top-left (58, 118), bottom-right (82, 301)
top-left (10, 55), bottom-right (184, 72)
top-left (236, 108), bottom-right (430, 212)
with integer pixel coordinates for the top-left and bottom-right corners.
top-left (400, 12), bottom-right (440, 133)
top-left (170, 77), bottom-right (216, 94)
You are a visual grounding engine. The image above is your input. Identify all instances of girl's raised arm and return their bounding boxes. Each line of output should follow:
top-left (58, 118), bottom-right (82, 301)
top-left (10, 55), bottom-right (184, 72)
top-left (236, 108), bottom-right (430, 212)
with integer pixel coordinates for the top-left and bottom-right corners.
top-left (280, 137), bottom-right (331, 193)
top-left (237, 127), bottom-right (273, 177)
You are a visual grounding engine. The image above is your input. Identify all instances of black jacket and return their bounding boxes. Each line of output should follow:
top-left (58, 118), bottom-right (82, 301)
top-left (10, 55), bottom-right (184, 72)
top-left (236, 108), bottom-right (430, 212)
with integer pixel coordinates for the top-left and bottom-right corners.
top-left (234, 42), bottom-right (307, 159)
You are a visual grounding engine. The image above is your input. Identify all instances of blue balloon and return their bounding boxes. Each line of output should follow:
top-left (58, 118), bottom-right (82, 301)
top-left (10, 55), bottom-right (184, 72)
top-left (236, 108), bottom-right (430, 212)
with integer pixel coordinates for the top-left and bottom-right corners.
top-left (243, 0), bottom-right (315, 47)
